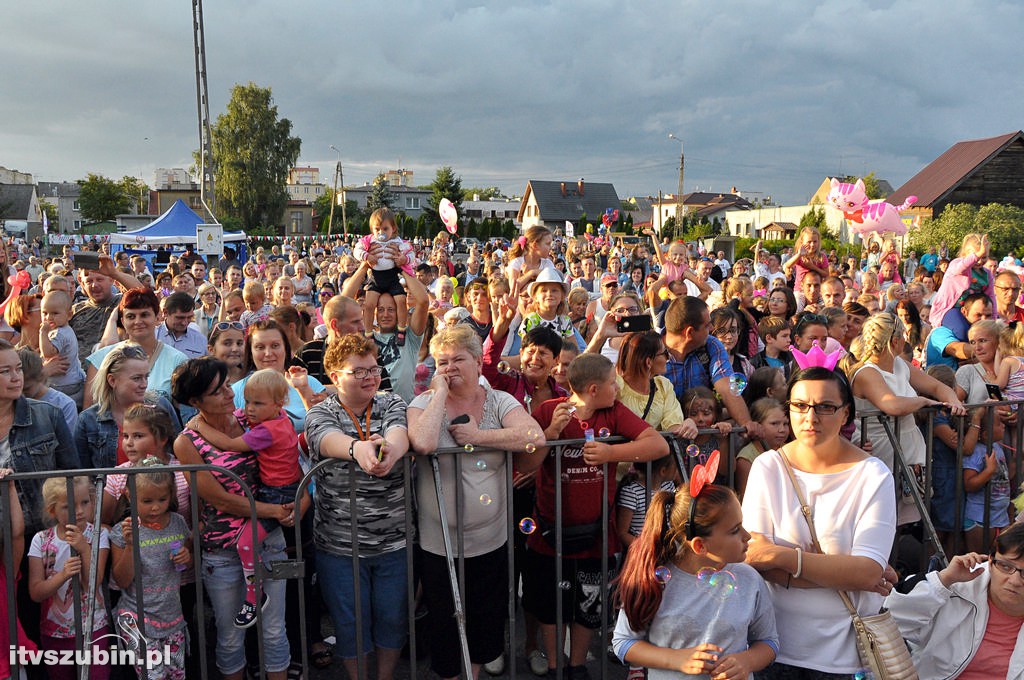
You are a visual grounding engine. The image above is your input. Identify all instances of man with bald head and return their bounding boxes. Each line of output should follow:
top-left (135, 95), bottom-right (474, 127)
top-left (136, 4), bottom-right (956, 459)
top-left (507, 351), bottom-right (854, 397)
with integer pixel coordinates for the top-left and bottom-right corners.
top-left (294, 294), bottom-right (366, 386)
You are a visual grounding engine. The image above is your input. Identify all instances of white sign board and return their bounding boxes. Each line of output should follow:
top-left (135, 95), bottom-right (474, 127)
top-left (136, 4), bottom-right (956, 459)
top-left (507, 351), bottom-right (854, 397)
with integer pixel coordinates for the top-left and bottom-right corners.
top-left (196, 224), bottom-right (223, 255)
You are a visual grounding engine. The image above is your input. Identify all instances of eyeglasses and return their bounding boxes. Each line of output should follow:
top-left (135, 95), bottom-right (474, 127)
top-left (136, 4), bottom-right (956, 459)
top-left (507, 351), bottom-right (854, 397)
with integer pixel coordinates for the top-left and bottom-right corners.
top-left (787, 401), bottom-right (843, 416)
top-left (337, 366), bottom-right (384, 379)
top-left (214, 321), bottom-right (245, 332)
top-left (991, 558), bottom-right (1024, 580)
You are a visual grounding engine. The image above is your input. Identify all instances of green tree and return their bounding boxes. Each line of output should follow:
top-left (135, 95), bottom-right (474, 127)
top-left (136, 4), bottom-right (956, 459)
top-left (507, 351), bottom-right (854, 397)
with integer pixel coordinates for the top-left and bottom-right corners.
top-left (366, 173), bottom-right (395, 212)
top-left (78, 173), bottom-right (132, 223)
top-left (118, 176), bottom-right (150, 215)
top-left (201, 82), bottom-right (301, 228)
top-left (426, 166), bottom-right (463, 233)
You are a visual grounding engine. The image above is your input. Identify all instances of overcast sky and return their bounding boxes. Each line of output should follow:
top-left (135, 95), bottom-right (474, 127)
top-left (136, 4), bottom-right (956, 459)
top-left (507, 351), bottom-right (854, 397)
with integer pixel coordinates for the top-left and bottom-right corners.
top-left (2, 0), bottom-right (1021, 205)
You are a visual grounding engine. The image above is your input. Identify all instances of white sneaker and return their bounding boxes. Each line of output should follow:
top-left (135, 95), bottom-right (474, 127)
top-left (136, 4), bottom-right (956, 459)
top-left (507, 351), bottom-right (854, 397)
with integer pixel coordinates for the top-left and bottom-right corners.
top-left (484, 654), bottom-right (505, 675)
top-left (528, 649), bottom-right (549, 676)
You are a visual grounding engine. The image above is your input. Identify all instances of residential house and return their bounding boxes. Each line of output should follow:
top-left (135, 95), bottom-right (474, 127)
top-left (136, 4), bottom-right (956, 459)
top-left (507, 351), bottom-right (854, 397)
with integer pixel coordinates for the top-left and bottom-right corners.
top-left (517, 179), bottom-right (620, 231)
top-left (888, 131), bottom-right (1024, 220)
top-left (650, 191), bottom-right (753, 233)
top-left (37, 181), bottom-right (83, 233)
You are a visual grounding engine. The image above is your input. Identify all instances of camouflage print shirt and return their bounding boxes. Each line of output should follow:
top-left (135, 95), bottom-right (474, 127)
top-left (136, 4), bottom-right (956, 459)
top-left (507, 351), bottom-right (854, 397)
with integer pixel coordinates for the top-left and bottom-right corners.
top-left (305, 391), bottom-right (409, 558)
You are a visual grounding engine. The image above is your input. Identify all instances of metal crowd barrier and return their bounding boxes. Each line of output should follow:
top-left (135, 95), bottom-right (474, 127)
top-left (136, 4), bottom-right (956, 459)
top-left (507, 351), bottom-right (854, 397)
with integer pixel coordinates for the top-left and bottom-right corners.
top-left (5, 410), bottom-right (1012, 680)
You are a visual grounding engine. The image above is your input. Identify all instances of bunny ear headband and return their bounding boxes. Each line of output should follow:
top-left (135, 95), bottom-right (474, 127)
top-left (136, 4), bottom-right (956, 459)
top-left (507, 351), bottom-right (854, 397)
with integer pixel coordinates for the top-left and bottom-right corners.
top-left (686, 449), bottom-right (720, 540)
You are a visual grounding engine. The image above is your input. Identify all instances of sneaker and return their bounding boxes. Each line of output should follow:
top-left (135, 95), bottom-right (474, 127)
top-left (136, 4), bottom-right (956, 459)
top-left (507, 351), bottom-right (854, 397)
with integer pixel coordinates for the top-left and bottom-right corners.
top-left (483, 653), bottom-right (505, 675)
top-left (528, 649), bottom-right (549, 676)
top-left (234, 592), bottom-right (269, 629)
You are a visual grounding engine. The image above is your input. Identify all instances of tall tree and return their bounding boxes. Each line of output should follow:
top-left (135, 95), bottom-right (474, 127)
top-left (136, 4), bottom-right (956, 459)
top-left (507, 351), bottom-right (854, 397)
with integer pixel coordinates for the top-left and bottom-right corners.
top-left (201, 82), bottom-right (301, 227)
top-left (118, 176), bottom-right (150, 215)
top-left (78, 173), bottom-right (131, 223)
top-left (426, 166), bottom-right (463, 233)
top-left (366, 173), bottom-right (395, 212)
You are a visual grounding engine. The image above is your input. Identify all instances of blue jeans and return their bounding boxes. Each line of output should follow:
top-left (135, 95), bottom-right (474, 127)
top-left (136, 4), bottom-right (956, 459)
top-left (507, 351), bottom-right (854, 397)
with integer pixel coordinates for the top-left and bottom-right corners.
top-left (317, 548), bottom-right (408, 658)
top-left (202, 528), bottom-right (291, 674)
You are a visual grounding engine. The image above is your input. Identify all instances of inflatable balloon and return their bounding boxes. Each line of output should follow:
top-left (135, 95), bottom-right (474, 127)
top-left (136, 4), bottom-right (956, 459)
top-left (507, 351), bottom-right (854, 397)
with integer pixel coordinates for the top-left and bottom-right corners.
top-left (0, 270), bottom-right (32, 316)
top-left (827, 178), bottom-right (917, 240)
top-left (439, 198), bottom-right (459, 234)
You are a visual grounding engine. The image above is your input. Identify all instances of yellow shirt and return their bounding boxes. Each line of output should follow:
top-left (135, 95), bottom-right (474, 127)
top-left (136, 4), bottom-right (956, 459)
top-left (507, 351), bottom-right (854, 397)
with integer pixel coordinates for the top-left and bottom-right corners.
top-left (615, 374), bottom-right (685, 430)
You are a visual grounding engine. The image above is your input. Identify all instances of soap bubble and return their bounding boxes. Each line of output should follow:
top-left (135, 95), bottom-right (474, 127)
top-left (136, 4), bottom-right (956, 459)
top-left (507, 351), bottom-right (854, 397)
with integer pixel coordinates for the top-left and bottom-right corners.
top-left (708, 569), bottom-right (737, 598)
top-left (474, 459), bottom-right (487, 470)
top-left (525, 443), bottom-right (537, 454)
top-left (686, 444), bottom-right (700, 458)
top-left (729, 374), bottom-right (747, 396)
top-left (696, 567), bottom-right (717, 584)
top-left (598, 427), bottom-right (611, 438)
top-left (558, 580), bottom-right (572, 591)
top-left (497, 361), bottom-right (511, 375)
top-left (518, 517), bottom-right (537, 535)
top-left (654, 566), bottom-right (672, 584)
top-left (464, 444), bottom-right (474, 453)
top-left (479, 494), bottom-right (493, 506)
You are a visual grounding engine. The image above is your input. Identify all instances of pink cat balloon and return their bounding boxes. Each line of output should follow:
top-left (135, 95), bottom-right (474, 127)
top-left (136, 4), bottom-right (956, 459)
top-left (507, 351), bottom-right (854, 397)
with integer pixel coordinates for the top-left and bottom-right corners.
top-left (439, 198), bottom-right (458, 234)
top-left (827, 178), bottom-right (917, 239)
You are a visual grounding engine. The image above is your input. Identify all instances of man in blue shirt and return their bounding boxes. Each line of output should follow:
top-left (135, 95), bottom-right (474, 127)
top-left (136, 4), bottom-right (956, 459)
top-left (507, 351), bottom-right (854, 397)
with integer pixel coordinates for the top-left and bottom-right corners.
top-left (925, 293), bottom-right (992, 370)
top-left (663, 296), bottom-right (763, 440)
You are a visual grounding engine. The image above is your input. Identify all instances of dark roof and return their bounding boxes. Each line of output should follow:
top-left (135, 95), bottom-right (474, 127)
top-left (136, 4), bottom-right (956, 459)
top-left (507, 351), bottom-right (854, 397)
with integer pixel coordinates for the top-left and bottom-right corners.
top-left (889, 131), bottom-right (1024, 207)
top-left (518, 180), bottom-right (620, 222)
top-left (0, 184), bottom-right (36, 220)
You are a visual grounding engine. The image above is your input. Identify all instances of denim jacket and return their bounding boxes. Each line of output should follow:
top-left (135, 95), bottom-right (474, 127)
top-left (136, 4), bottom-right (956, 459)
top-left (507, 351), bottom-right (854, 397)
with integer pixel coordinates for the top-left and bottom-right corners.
top-left (75, 397), bottom-right (181, 469)
top-left (6, 397), bottom-right (80, 536)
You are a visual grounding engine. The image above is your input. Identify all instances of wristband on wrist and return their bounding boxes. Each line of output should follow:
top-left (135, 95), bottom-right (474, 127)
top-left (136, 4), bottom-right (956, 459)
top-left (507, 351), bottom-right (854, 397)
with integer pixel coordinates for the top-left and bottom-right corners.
top-left (794, 547), bottom-right (803, 579)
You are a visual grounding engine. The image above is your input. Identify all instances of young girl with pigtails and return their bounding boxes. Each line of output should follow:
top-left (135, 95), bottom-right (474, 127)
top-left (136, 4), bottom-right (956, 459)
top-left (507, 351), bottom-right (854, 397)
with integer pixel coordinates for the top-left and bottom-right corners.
top-left (612, 452), bottom-right (778, 680)
top-left (506, 225), bottom-right (555, 297)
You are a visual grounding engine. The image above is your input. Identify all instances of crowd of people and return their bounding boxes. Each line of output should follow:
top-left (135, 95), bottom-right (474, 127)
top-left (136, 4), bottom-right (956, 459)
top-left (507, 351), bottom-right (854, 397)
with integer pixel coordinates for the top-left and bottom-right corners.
top-left (2, 212), bottom-right (1024, 680)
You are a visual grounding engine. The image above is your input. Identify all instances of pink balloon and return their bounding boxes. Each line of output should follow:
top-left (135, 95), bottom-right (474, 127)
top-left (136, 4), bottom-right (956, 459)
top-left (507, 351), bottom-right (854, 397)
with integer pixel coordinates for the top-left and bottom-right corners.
top-left (439, 198), bottom-right (458, 234)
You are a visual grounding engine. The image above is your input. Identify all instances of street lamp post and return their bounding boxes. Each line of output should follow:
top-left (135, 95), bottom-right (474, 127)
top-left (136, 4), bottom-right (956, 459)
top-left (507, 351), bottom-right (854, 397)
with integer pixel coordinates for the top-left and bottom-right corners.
top-left (668, 133), bottom-right (684, 234)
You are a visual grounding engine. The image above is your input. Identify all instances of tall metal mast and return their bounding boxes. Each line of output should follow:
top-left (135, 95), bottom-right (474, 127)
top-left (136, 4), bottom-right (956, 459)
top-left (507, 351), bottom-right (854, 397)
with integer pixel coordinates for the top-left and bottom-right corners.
top-left (193, 0), bottom-right (217, 221)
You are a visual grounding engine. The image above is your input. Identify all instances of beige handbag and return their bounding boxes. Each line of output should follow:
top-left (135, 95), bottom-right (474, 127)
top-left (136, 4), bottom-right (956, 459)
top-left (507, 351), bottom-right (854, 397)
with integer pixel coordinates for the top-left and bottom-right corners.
top-left (778, 451), bottom-right (918, 680)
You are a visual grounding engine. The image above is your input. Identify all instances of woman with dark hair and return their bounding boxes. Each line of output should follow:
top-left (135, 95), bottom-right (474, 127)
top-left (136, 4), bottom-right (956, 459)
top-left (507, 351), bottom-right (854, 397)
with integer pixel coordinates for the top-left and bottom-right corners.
top-left (83, 287), bottom-right (188, 408)
top-left (234, 319), bottom-right (326, 431)
top-left (767, 286), bottom-right (798, 324)
top-left (742, 366), bottom-right (899, 678)
top-left (172, 357), bottom-right (293, 680)
top-left (615, 330), bottom-right (697, 437)
top-left (887, 522), bottom-right (1024, 678)
top-left (895, 298), bottom-right (930, 365)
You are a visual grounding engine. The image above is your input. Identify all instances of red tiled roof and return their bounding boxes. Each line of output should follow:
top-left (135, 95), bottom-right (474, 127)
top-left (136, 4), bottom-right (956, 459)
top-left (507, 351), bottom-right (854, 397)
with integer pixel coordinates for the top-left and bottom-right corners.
top-left (889, 131), bottom-right (1023, 207)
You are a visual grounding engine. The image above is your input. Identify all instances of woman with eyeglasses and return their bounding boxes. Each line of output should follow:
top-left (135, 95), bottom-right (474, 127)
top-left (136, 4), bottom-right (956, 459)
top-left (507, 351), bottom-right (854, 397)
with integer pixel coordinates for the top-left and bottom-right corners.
top-left (886, 523), bottom-right (1024, 679)
top-left (845, 312), bottom-right (965, 527)
top-left (305, 333), bottom-right (411, 678)
top-left (742, 365), bottom-right (899, 678)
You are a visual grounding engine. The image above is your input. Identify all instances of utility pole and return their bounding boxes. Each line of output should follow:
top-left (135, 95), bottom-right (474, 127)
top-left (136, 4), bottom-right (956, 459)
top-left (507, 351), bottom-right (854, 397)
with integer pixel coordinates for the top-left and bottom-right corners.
top-left (668, 133), bottom-right (684, 230)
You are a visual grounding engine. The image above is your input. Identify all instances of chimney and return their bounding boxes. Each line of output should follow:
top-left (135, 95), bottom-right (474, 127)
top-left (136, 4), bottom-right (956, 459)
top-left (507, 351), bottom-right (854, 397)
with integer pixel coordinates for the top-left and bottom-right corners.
top-left (560, 182), bottom-right (566, 197)
top-left (577, 178), bottom-right (585, 195)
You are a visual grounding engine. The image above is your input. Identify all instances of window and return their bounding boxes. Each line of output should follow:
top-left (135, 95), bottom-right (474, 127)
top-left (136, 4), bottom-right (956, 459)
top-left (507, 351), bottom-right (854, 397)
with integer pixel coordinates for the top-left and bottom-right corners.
top-left (406, 197), bottom-right (420, 209)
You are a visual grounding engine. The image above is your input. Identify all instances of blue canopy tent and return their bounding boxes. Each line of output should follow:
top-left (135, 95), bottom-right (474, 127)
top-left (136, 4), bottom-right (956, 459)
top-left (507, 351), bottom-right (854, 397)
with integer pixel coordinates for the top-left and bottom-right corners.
top-left (108, 199), bottom-right (247, 270)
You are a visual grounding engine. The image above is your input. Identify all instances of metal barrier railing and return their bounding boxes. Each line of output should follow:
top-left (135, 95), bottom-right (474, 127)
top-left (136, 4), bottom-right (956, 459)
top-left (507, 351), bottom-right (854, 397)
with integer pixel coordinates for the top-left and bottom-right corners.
top-left (4, 408), bottom-right (1016, 679)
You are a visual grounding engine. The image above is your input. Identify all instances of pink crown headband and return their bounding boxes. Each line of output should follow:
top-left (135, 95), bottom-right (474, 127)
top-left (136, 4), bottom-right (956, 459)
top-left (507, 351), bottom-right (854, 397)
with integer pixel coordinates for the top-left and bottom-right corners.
top-left (789, 340), bottom-right (843, 371)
